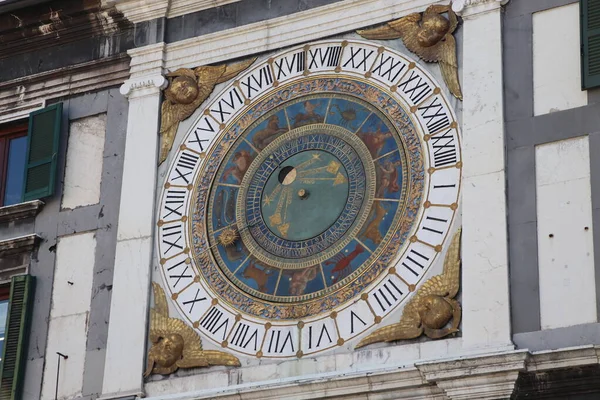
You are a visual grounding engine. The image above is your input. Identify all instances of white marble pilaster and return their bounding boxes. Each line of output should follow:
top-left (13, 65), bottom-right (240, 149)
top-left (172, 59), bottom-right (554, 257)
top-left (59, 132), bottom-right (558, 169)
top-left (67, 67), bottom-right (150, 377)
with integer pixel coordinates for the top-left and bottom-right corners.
top-left (100, 43), bottom-right (167, 399)
top-left (452, 0), bottom-right (514, 351)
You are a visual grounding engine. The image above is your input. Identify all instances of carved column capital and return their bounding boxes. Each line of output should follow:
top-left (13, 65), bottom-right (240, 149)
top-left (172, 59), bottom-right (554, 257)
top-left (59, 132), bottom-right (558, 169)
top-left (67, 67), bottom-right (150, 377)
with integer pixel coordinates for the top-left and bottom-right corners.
top-left (120, 42), bottom-right (168, 98)
top-left (120, 75), bottom-right (167, 98)
top-left (452, 0), bottom-right (509, 17)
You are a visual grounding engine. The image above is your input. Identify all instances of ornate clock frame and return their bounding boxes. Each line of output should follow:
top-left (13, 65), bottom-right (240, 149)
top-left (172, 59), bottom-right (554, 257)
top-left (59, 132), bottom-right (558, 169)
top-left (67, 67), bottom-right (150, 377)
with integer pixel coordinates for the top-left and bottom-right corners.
top-left (155, 39), bottom-right (462, 360)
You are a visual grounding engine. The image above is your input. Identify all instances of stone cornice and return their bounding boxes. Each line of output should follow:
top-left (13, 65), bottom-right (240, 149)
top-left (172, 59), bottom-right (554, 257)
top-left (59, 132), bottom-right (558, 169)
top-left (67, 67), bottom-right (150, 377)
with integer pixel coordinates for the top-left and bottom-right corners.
top-left (0, 200), bottom-right (44, 224)
top-left (452, 0), bottom-right (509, 17)
top-left (163, 0), bottom-right (447, 70)
top-left (141, 346), bottom-right (600, 399)
top-left (102, 0), bottom-right (255, 22)
top-left (102, 0), bottom-right (169, 24)
top-left (0, 234), bottom-right (42, 257)
top-left (0, 1), bottom-right (132, 61)
top-left (0, 54), bottom-right (130, 123)
top-left (168, 0), bottom-right (241, 19)
top-left (417, 351), bottom-right (528, 400)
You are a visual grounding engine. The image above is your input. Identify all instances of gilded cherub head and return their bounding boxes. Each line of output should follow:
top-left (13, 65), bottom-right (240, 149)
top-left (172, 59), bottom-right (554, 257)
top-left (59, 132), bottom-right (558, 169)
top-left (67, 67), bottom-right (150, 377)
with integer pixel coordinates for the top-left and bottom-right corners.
top-left (418, 10), bottom-right (451, 47)
top-left (164, 70), bottom-right (199, 105)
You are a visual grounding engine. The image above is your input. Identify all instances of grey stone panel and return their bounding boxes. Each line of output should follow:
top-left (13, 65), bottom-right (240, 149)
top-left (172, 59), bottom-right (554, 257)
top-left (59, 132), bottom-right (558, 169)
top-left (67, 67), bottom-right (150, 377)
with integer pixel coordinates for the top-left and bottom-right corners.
top-left (503, 12), bottom-right (533, 123)
top-left (82, 348), bottom-right (106, 396)
top-left (508, 221), bottom-right (540, 333)
top-left (504, 0), bottom-right (600, 338)
top-left (22, 102), bottom-right (70, 400)
top-left (507, 146), bottom-right (537, 225)
top-left (513, 322), bottom-right (600, 352)
top-left (134, 18), bottom-right (166, 47)
top-left (589, 87), bottom-right (600, 104)
top-left (20, 88), bottom-right (127, 399)
top-left (589, 133), bottom-right (600, 320)
top-left (506, 104), bottom-right (600, 150)
top-left (507, 145), bottom-right (540, 333)
top-left (164, 0), bottom-right (345, 44)
top-left (0, 34), bottom-right (136, 83)
top-left (506, 0), bottom-right (578, 16)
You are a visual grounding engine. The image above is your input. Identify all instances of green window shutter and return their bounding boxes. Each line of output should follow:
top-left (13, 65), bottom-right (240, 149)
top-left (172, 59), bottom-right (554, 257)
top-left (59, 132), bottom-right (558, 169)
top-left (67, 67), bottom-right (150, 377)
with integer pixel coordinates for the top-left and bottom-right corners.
top-left (21, 103), bottom-right (62, 202)
top-left (582, 0), bottom-right (600, 89)
top-left (0, 275), bottom-right (35, 400)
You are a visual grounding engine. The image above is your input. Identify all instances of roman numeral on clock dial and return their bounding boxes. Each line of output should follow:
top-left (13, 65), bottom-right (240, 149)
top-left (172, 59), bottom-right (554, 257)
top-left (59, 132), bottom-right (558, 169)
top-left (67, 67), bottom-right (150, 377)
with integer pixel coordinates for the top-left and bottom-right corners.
top-left (342, 46), bottom-right (376, 72)
top-left (263, 326), bottom-right (297, 356)
top-left (302, 319), bottom-right (337, 351)
top-left (273, 50), bottom-right (305, 80)
top-left (210, 87), bottom-right (244, 123)
top-left (372, 53), bottom-right (407, 84)
top-left (240, 65), bottom-right (273, 99)
top-left (199, 305), bottom-right (233, 342)
top-left (308, 45), bottom-right (343, 70)
top-left (160, 222), bottom-right (184, 255)
top-left (371, 277), bottom-right (405, 314)
top-left (228, 322), bottom-right (262, 352)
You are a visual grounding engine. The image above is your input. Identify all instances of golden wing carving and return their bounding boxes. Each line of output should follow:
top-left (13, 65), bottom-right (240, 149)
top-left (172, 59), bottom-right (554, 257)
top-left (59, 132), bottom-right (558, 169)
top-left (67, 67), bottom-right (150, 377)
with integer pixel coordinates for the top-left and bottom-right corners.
top-left (356, 4), bottom-right (463, 100)
top-left (214, 58), bottom-right (257, 84)
top-left (158, 58), bottom-right (256, 165)
top-left (355, 228), bottom-right (462, 348)
top-left (151, 281), bottom-right (169, 317)
top-left (145, 282), bottom-right (241, 377)
top-left (441, 226), bottom-right (461, 298)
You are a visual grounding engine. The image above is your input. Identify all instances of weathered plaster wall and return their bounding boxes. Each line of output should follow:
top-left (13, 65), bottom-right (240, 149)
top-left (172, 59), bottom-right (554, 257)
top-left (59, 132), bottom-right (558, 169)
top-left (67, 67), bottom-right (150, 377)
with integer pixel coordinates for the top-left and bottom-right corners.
top-left (536, 136), bottom-right (597, 329)
top-left (14, 89), bottom-right (128, 400)
top-left (504, 0), bottom-right (600, 347)
top-left (532, 3), bottom-right (587, 115)
top-left (62, 114), bottom-right (107, 209)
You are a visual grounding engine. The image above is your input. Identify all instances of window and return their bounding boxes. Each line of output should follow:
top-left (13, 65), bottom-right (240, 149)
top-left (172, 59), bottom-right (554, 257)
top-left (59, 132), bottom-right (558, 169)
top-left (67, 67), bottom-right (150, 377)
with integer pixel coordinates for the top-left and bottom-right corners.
top-left (0, 123), bottom-right (27, 207)
top-left (581, 0), bottom-right (600, 89)
top-left (0, 103), bottom-right (62, 207)
top-left (0, 286), bottom-right (9, 364)
top-left (0, 275), bottom-right (35, 400)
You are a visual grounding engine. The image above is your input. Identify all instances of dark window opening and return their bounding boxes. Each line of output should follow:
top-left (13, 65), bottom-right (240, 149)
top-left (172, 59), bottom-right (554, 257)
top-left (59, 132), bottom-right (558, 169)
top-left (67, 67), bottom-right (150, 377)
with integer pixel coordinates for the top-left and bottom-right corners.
top-left (0, 123), bottom-right (27, 207)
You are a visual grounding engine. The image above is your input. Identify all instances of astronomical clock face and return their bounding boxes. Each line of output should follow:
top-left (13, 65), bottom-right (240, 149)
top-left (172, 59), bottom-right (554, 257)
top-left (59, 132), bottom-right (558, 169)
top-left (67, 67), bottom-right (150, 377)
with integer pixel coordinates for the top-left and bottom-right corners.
top-left (156, 40), bottom-right (461, 359)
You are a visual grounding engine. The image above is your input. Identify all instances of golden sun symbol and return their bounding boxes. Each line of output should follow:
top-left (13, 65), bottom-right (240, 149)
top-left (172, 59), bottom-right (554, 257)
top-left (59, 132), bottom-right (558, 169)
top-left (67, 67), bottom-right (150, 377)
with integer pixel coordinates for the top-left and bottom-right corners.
top-left (218, 227), bottom-right (239, 247)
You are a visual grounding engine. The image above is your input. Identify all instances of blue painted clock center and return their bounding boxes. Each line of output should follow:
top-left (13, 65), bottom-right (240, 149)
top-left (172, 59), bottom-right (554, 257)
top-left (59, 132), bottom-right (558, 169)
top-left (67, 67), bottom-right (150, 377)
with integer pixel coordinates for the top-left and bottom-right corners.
top-left (262, 150), bottom-right (349, 241)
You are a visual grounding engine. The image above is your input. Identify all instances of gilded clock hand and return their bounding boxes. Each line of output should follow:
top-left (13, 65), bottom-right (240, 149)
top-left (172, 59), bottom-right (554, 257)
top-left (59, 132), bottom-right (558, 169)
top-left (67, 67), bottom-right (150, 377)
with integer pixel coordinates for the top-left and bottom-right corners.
top-left (294, 152), bottom-right (321, 171)
top-left (269, 186), bottom-right (290, 227)
top-left (263, 184), bottom-right (283, 206)
top-left (300, 173), bottom-right (346, 186)
top-left (298, 160), bottom-right (341, 177)
top-left (267, 186), bottom-right (293, 237)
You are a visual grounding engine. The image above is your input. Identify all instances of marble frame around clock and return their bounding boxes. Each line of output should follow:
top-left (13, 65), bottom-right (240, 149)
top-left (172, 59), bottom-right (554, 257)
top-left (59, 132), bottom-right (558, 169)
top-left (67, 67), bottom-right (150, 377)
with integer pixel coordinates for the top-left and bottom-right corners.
top-left (155, 39), bottom-right (462, 359)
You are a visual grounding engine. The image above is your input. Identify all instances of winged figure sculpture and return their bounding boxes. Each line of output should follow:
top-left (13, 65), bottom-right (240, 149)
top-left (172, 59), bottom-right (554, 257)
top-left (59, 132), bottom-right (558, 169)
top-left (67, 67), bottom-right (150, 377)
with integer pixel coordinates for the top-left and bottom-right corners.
top-left (357, 4), bottom-right (463, 100)
top-left (144, 282), bottom-right (240, 377)
top-left (159, 58), bottom-right (256, 164)
top-left (355, 228), bottom-right (462, 348)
